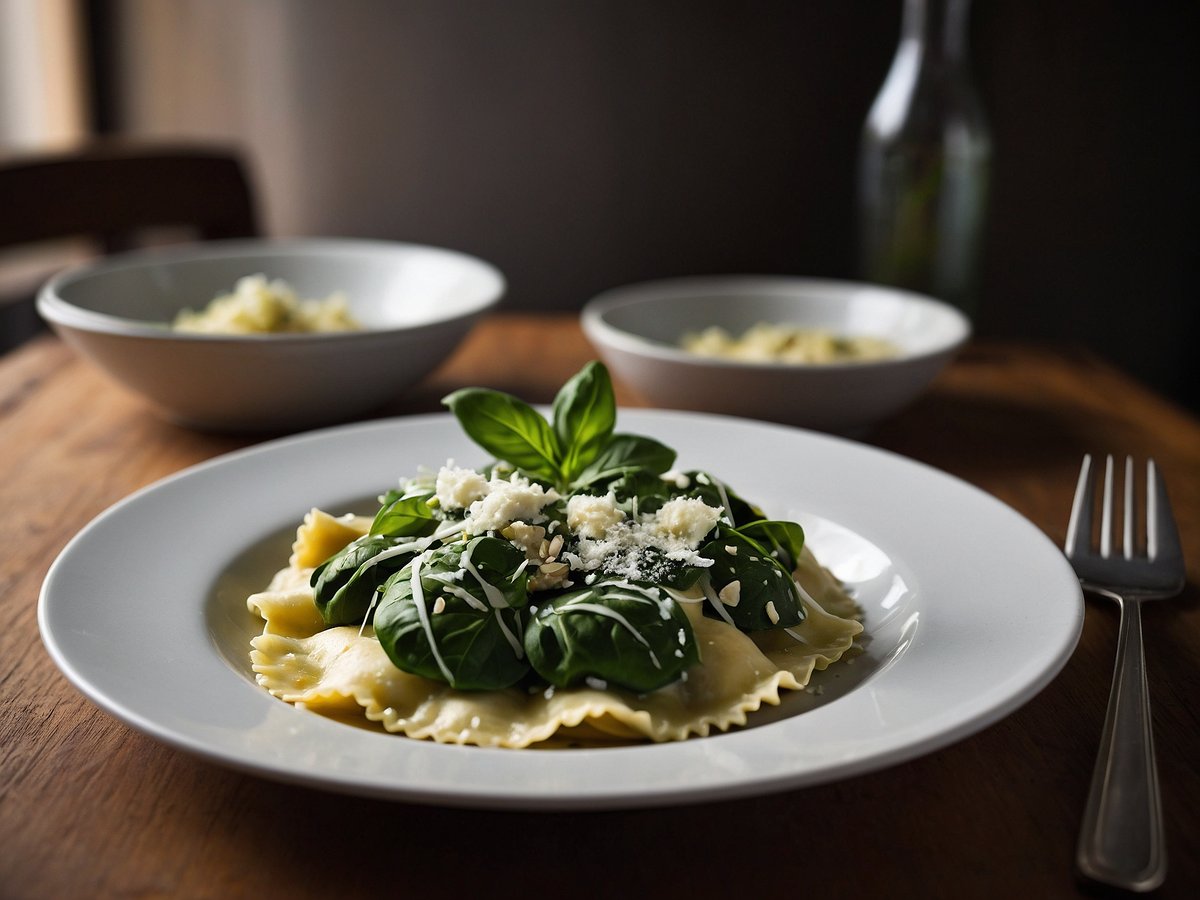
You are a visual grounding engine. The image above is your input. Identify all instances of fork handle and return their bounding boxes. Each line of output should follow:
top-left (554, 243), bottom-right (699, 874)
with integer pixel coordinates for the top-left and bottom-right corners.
top-left (1077, 595), bottom-right (1167, 891)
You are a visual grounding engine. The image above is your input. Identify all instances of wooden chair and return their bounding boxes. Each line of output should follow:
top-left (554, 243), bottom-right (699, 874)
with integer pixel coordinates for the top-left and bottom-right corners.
top-left (0, 140), bottom-right (260, 350)
top-left (0, 140), bottom-right (259, 251)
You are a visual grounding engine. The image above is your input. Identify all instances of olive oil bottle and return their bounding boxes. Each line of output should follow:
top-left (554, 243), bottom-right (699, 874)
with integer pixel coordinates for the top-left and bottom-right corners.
top-left (857, 0), bottom-right (991, 320)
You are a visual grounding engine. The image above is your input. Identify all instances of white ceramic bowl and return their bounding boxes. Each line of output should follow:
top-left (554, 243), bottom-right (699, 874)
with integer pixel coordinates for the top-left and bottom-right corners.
top-left (38, 238), bottom-right (504, 431)
top-left (581, 276), bottom-right (970, 434)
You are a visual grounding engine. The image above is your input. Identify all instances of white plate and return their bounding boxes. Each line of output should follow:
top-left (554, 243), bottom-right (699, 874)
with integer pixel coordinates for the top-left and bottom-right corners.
top-left (39, 411), bottom-right (1083, 809)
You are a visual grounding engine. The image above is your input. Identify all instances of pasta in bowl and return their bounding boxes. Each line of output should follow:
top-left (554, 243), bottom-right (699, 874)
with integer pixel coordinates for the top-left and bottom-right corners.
top-left (246, 363), bottom-right (863, 747)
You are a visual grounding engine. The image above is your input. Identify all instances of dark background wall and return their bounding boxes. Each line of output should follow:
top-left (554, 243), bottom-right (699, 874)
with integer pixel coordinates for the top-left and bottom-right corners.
top-left (92, 0), bottom-right (1199, 410)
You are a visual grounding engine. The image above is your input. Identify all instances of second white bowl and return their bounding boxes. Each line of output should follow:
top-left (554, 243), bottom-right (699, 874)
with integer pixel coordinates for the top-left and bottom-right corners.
top-left (581, 276), bottom-right (970, 434)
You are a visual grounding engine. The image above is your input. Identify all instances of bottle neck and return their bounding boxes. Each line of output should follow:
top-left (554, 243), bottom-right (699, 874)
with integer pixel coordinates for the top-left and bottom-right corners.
top-left (901, 0), bottom-right (972, 66)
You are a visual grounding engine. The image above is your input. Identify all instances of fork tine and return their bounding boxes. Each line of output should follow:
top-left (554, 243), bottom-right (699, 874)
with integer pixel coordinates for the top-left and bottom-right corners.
top-left (1066, 454), bottom-right (1095, 557)
top-left (1100, 455), bottom-right (1114, 558)
top-left (1123, 455), bottom-right (1135, 560)
top-left (1147, 459), bottom-right (1183, 564)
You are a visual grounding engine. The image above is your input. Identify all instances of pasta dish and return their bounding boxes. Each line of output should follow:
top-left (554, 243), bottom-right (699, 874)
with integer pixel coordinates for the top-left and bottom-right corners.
top-left (247, 363), bottom-right (862, 747)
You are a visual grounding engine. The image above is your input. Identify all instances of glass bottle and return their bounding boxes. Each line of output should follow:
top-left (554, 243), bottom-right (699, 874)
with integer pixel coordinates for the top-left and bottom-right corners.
top-left (857, 0), bottom-right (991, 320)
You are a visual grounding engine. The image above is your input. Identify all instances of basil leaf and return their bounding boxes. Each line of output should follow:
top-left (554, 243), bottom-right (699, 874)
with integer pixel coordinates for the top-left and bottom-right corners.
top-left (571, 434), bottom-right (676, 489)
top-left (552, 361), bottom-right (616, 484)
top-left (700, 529), bottom-right (805, 631)
top-left (370, 486), bottom-right (438, 537)
top-left (442, 387), bottom-right (561, 483)
top-left (311, 535), bottom-right (412, 626)
top-left (737, 519), bottom-right (806, 572)
top-left (525, 580), bottom-right (699, 692)
top-left (373, 537), bottom-right (531, 691)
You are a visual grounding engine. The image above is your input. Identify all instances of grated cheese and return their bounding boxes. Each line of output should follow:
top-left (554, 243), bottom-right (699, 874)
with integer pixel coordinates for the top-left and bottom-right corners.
top-left (434, 465), bottom-right (490, 510)
top-left (650, 497), bottom-right (723, 546)
top-left (566, 493), bottom-right (625, 539)
top-left (458, 472), bottom-right (560, 535)
top-left (565, 496), bottom-right (723, 582)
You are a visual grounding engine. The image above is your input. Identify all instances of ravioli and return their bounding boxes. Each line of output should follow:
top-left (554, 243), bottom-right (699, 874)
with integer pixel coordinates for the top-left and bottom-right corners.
top-left (249, 509), bottom-right (862, 748)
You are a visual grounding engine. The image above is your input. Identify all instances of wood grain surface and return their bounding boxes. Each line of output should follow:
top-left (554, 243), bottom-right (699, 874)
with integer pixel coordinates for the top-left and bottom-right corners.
top-left (2, 315), bottom-right (1197, 899)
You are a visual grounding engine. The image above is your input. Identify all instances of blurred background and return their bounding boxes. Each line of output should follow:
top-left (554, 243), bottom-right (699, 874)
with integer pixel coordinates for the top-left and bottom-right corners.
top-left (2, 0), bottom-right (1197, 411)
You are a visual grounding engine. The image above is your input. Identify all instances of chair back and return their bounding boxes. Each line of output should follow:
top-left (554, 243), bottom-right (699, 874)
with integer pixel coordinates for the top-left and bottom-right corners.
top-left (0, 141), bottom-right (259, 251)
top-left (0, 140), bottom-right (260, 350)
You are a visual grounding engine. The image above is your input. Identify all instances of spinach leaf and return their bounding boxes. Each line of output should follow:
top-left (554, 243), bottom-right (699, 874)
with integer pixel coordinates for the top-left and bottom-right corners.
top-left (370, 485), bottom-right (439, 538)
top-left (311, 535), bottom-right (412, 626)
top-left (442, 387), bottom-right (560, 484)
top-left (373, 536), bottom-right (531, 690)
top-left (552, 361), bottom-right (616, 484)
top-left (571, 434), bottom-right (676, 489)
top-left (700, 528), bottom-right (805, 631)
top-left (602, 469), bottom-right (674, 512)
top-left (737, 519), bottom-right (805, 572)
top-left (525, 580), bottom-right (699, 692)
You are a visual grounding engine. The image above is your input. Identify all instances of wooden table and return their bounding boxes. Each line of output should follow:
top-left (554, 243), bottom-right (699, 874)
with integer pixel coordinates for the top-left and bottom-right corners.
top-left (2, 314), bottom-right (1197, 898)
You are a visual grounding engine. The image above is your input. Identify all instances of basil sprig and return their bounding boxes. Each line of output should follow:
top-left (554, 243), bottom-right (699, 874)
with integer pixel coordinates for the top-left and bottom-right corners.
top-left (551, 358), bottom-right (615, 483)
top-left (443, 361), bottom-right (674, 491)
top-left (525, 579), bottom-right (700, 693)
top-left (571, 434), bottom-right (675, 490)
top-left (438, 389), bottom-right (559, 481)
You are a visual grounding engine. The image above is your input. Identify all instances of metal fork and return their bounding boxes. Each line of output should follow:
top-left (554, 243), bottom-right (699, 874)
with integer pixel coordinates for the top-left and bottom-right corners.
top-left (1065, 454), bottom-right (1185, 892)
